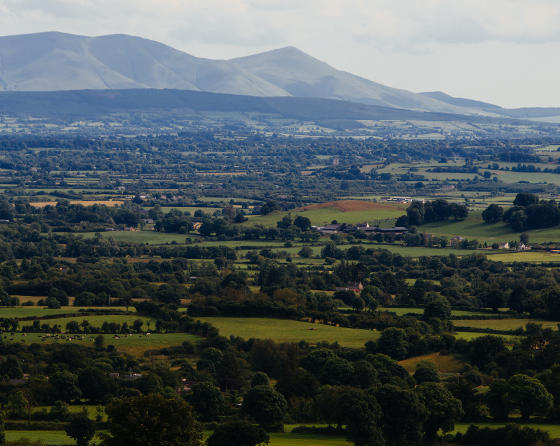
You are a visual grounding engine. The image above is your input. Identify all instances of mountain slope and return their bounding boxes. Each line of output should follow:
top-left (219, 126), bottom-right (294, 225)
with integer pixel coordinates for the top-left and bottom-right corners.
top-left (0, 32), bottom-right (557, 119)
top-left (0, 32), bottom-right (485, 114)
top-left (0, 32), bottom-right (288, 96)
top-left (230, 47), bottom-right (472, 114)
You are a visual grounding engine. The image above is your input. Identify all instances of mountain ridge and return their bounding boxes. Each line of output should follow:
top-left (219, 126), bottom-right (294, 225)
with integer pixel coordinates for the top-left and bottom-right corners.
top-left (1, 31), bottom-right (559, 120)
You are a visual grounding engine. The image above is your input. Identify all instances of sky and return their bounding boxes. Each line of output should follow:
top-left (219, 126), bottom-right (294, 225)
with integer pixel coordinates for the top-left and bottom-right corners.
top-left (1, 0), bottom-right (560, 108)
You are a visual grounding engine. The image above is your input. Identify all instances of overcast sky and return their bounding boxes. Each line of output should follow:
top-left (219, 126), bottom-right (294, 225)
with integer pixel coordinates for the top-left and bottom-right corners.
top-left (1, 0), bottom-right (560, 108)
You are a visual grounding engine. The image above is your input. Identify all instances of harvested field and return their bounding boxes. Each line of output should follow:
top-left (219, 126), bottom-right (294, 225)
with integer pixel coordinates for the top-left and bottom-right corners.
top-left (299, 200), bottom-right (405, 213)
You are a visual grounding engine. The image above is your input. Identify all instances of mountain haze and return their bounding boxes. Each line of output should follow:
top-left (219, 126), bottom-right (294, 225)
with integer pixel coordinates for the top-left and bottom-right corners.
top-left (0, 32), bottom-right (559, 120)
top-left (0, 32), bottom-right (486, 114)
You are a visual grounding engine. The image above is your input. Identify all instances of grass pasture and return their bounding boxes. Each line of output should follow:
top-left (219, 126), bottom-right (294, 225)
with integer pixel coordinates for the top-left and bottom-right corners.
top-left (487, 251), bottom-right (560, 263)
top-left (2, 332), bottom-right (200, 356)
top-left (381, 307), bottom-right (491, 317)
top-left (18, 315), bottom-right (150, 329)
top-left (453, 422), bottom-right (560, 438)
top-left (197, 317), bottom-right (380, 348)
top-left (79, 231), bottom-right (190, 244)
top-left (29, 200), bottom-right (124, 208)
top-left (399, 352), bottom-right (464, 374)
top-left (454, 319), bottom-right (559, 331)
top-left (4, 429), bottom-right (352, 446)
top-left (454, 332), bottom-right (519, 341)
top-left (0, 307), bottom-right (84, 318)
top-left (420, 211), bottom-right (560, 243)
top-left (6, 430), bottom-right (85, 445)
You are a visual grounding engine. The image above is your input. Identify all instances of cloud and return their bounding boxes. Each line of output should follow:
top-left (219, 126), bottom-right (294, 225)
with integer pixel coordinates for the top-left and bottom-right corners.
top-left (3, 0), bottom-right (560, 47)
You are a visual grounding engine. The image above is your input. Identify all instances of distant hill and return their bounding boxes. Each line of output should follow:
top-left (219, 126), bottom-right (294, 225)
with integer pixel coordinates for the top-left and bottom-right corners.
top-left (0, 88), bottom-right (499, 122)
top-left (1, 89), bottom-right (559, 137)
top-left (0, 32), bottom-right (559, 121)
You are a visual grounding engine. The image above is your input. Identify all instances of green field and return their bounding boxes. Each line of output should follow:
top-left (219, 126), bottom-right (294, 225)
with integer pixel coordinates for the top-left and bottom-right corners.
top-left (454, 319), bottom-right (559, 331)
top-left (18, 315), bottom-right (151, 329)
top-left (244, 203), bottom-right (404, 228)
top-left (2, 332), bottom-right (200, 356)
top-left (420, 212), bottom-right (560, 243)
top-left (6, 430), bottom-right (83, 445)
top-left (0, 307), bottom-right (133, 318)
top-left (381, 307), bottom-right (493, 317)
top-left (370, 244), bottom-right (480, 257)
top-left (454, 332), bottom-right (519, 341)
top-left (453, 422), bottom-right (560, 438)
top-left (487, 251), bottom-right (560, 263)
top-left (0, 307), bottom-right (85, 318)
top-left (197, 317), bottom-right (380, 348)
top-left (78, 231), bottom-right (190, 244)
top-left (5, 429), bottom-right (352, 446)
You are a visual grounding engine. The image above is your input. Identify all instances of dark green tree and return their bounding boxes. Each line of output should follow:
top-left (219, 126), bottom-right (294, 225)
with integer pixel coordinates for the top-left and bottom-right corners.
top-left (65, 409), bottom-right (96, 446)
top-left (417, 382), bottom-right (464, 441)
top-left (242, 385), bottom-right (288, 431)
top-left (103, 394), bottom-right (202, 446)
top-left (188, 382), bottom-right (224, 422)
top-left (508, 374), bottom-right (553, 419)
top-left (482, 204), bottom-right (504, 224)
top-left (207, 420), bottom-right (269, 446)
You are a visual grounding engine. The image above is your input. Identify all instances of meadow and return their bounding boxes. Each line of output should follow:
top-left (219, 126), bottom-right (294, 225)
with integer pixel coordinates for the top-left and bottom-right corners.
top-left (453, 332), bottom-right (519, 342)
top-left (1, 332), bottom-right (200, 356)
top-left (454, 319), bottom-right (559, 331)
top-left (4, 429), bottom-right (353, 446)
top-left (486, 251), bottom-right (560, 263)
top-left (244, 200), bottom-right (405, 228)
top-left (452, 422), bottom-right (560, 438)
top-left (399, 352), bottom-right (464, 374)
top-left (18, 314), bottom-right (150, 329)
top-left (197, 317), bottom-right (380, 348)
top-left (381, 307), bottom-right (492, 317)
top-left (420, 211), bottom-right (560, 244)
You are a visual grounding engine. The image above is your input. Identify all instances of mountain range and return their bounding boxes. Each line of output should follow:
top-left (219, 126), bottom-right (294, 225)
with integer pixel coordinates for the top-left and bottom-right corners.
top-left (1, 31), bottom-right (559, 121)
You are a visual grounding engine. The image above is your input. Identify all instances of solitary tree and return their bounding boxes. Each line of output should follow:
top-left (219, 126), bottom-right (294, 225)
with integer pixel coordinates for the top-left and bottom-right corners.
top-left (482, 204), bottom-right (504, 224)
top-left (65, 409), bottom-right (96, 446)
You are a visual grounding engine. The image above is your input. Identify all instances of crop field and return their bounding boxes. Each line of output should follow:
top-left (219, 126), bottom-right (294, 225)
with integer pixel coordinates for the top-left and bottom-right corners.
top-left (454, 319), bottom-right (559, 331)
top-left (197, 317), bottom-right (380, 348)
top-left (245, 200), bottom-right (404, 227)
top-left (2, 332), bottom-right (200, 356)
